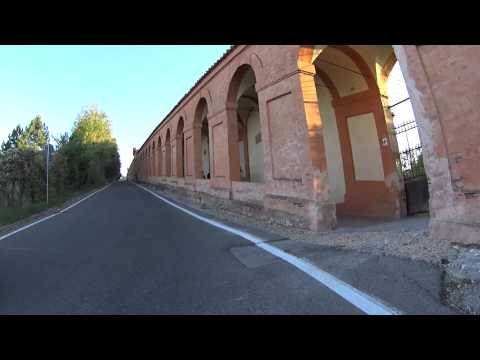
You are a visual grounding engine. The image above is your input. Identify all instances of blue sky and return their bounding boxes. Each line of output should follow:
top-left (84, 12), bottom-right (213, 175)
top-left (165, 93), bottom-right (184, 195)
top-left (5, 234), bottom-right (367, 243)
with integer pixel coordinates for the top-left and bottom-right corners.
top-left (0, 45), bottom-right (231, 175)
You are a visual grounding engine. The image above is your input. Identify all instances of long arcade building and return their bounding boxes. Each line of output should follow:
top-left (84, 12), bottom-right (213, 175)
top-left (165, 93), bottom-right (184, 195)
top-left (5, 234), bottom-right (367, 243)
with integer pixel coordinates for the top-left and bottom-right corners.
top-left (128, 45), bottom-right (480, 245)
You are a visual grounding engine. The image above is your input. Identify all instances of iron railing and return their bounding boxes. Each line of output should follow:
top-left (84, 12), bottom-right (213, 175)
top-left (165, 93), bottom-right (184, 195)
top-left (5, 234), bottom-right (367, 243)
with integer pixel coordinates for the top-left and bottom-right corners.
top-left (398, 144), bottom-right (425, 181)
top-left (390, 97), bottom-right (426, 181)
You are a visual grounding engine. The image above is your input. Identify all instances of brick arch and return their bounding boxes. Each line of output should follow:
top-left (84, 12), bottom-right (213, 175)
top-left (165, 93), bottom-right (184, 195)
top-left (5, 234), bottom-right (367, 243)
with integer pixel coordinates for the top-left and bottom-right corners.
top-left (217, 54), bottom-right (264, 109)
top-left (193, 97), bottom-right (209, 126)
top-left (157, 133), bottom-right (163, 176)
top-left (329, 45), bottom-right (379, 93)
top-left (177, 109), bottom-right (188, 129)
top-left (298, 45), bottom-right (379, 93)
top-left (226, 63), bottom-right (258, 107)
top-left (174, 114), bottom-right (186, 137)
top-left (225, 63), bottom-right (263, 183)
top-left (249, 52), bottom-right (264, 75)
top-left (164, 128), bottom-right (171, 145)
top-left (158, 131), bottom-right (165, 147)
top-left (197, 88), bottom-right (213, 109)
top-left (315, 68), bottom-right (340, 101)
top-left (165, 128), bottom-right (172, 177)
top-left (193, 97), bottom-right (211, 180)
top-left (175, 116), bottom-right (185, 177)
top-left (297, 45), bottom-right (403, 218)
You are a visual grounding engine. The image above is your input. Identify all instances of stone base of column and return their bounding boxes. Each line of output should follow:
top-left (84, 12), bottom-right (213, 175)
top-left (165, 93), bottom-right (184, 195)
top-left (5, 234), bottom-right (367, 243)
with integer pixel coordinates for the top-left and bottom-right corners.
top-left (263, 194), bottom-right (336, 232)
top-left (308, 201), bottom-right (337, 232)
top-left (431, 218), bottom-right (480, 245)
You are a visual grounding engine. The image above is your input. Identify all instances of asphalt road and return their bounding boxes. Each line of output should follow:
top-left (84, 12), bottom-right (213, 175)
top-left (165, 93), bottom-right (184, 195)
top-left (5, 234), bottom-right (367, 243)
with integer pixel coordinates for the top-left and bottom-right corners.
top-left (0, 181), bottom-right (368, 314)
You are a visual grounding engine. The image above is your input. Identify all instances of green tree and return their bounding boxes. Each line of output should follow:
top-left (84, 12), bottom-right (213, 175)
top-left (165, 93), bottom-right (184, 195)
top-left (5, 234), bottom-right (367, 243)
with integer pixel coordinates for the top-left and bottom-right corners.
top-left (1, 107), bottom-right (121, 211)
top-left (57, 106), bottom-right (121, 189)
top-left (70, 107), bottom-right (114, 145)
top-left (18, 116), bottom-right (49, 151)
top-left (0, 148), bottom-right (46, 207)
top-left (54, 132), bottom-right (70, 151)
top-left (1, 125), bottom-right (24, 155)
top-left (50, 151), bottom-right (66, 195)
top-left (0, 121), bottom-right (47, 207)
top-left (411, 154), bottom-right (425, 178)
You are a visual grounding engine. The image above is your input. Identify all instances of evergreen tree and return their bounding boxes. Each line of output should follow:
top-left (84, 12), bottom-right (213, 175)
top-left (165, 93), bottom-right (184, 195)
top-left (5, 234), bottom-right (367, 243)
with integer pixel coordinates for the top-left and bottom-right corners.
top-left (18, 116), bottom-right (49, 151)
top-left (54, 132), bottom-right (70, 151)
top-left (1, 125), bottom-right (24, 155)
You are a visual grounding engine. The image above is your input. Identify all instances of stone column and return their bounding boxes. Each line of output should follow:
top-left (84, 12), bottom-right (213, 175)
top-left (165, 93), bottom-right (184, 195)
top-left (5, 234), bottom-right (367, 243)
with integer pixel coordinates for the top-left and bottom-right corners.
top-left (165, 141), bottom-right (171, 177)
top-left (161, 145), bottom-right (166, 177)
top-left (207, 110), bottom-right (232, 189)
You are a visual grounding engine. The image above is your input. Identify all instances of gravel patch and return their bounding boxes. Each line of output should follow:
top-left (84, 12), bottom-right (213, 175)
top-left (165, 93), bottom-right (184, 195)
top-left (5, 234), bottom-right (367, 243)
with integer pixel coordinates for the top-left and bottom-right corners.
top-left (443, 245), bottom-right (480, 314)
top-left (300, 230), bottom-right (456, 265)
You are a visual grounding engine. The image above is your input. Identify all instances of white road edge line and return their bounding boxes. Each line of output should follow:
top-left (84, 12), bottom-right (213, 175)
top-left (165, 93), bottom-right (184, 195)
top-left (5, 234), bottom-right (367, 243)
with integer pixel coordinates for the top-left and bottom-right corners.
top-left (0, 183), bottom-right (112, 242)
top-left (135, 182), bottom-right (403, 315)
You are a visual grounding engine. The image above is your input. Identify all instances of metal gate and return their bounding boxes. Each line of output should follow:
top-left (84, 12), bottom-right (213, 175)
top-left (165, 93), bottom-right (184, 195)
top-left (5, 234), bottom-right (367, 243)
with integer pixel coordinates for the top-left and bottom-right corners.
top-left (389, 98), bottom-right (429, 215)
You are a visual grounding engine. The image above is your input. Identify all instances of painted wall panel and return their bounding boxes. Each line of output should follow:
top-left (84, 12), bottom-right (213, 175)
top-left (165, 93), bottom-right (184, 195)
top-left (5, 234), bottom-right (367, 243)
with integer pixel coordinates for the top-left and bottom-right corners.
top-left (347, 113), bottom-right (384, 181)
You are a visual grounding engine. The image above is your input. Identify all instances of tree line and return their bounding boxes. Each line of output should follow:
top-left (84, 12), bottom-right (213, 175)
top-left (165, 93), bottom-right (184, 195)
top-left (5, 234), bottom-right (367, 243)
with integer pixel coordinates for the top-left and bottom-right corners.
top-left (0, 107), bottom-right (121, 208)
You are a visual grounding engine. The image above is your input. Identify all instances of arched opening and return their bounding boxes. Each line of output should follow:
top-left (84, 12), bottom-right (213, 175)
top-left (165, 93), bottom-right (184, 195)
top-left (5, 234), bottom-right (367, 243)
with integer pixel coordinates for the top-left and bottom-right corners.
top-left (144, 148), bottom-right (147, 177)
top-left (176, 117), bottom-right (185, 177)
top-left (152, 141), bottom-right (156, 177)
top-left (194, 98), bottom-right (210, 179)
top-left (308, 45), bottom-right (404, 219)
top-left (385, 60), bottom-right (429, 215)
top-left (157, 136), bottom-right (162, 176)
top-left (227, 64), bottom-right (264, 183)
top-left (147, 145), bottom-right (151, 177)
top-left (165, 129), bottom-right (172, 177)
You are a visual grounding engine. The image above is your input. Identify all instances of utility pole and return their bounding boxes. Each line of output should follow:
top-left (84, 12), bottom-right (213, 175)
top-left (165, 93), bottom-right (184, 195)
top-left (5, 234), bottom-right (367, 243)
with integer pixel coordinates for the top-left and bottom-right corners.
top-left (46, 134), bottom-right (49, 204)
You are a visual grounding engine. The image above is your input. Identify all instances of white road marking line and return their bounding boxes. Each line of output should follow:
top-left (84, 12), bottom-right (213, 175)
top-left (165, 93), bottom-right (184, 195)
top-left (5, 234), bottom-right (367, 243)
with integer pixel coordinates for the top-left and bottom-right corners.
top-left (135, 182), bottom-right (403, 315)
top-left (59, 184), bottom-right (111, 213)
top-left (0, 183), bottom-right (112, 242)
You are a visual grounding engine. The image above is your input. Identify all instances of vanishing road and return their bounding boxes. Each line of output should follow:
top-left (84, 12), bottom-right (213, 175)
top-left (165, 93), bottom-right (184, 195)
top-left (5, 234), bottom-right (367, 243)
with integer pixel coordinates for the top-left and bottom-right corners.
top-left (0, 181), bottom-right (381, 314)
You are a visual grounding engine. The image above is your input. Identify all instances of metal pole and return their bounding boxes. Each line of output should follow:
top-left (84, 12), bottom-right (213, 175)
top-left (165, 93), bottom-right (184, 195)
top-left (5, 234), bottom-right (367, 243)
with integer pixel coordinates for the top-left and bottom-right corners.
top-left (46, 135), bottom-right (49, 204)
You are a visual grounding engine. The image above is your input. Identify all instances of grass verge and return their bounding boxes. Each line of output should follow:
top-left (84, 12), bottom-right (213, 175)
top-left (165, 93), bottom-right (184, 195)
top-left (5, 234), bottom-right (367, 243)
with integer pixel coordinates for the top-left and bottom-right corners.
top-left (0, 186), bottom-right (100, 227)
